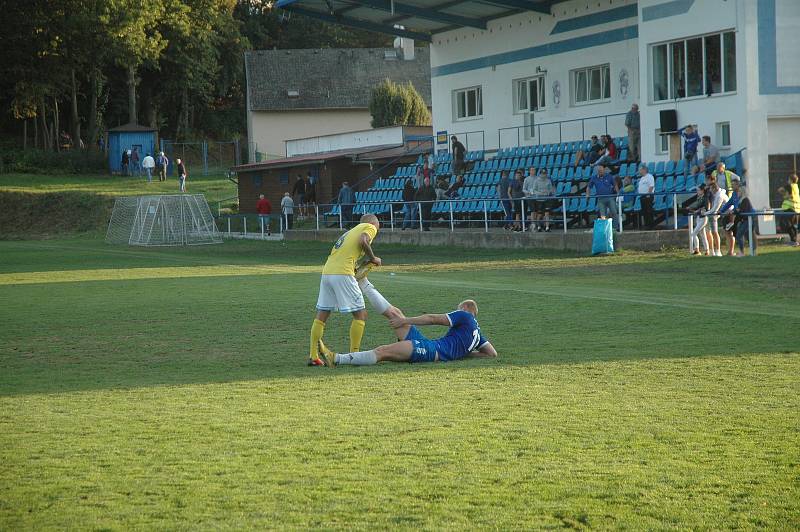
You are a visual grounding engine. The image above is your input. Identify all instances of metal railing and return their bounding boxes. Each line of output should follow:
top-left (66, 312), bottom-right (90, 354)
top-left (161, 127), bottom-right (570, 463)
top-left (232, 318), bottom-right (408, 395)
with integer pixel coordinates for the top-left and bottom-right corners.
top-left (497, 113), bottom-right (627, 150)
top-left (447, 130), bottom-right (486, 152)
top-left (689, 210), bottom-right (798, 257)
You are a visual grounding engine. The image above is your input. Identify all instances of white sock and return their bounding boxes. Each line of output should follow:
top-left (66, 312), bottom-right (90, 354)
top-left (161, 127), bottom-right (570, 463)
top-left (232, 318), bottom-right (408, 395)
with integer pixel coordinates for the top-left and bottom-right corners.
top-left (358, 279), bottom-right (391, 314)
top-left (335, 350), bottom-right (377, 365)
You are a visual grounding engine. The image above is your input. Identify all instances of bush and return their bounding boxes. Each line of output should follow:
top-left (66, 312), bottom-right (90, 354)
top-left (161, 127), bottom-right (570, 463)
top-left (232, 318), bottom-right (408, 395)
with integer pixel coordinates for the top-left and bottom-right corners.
top-left (0, 148), bottom-right (107, 175)
top-left (369, 79), bottom-right (431, 128)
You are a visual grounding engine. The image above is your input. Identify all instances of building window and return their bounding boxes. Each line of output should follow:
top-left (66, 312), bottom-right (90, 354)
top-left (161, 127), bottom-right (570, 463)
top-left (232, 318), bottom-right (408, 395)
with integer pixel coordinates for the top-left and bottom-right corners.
top-left (513, 76), bottom-right (545, 113)
top-left (651, 30), bottom-right (736, 102)
top-left (655, 129), bottom-right (669, 155)
top-left (453, 86), bottom-right (482, 120)
top-left (716, 122), bottom-right (731, 148)
top-left (572, 64), bottom-right (611, 105)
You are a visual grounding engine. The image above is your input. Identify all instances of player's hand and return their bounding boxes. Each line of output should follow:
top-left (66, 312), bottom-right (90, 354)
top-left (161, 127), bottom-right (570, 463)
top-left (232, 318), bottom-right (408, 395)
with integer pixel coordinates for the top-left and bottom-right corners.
top-left (371, 257), bottom-right (382, 267)
top-left (388, 316), bottom-right (407, 329)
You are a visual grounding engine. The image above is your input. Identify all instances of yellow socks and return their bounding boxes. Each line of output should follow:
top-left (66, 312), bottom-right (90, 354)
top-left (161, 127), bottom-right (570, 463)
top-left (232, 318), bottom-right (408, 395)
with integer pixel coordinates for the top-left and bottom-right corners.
top-left (309, 319), bottom-right (325, 360)
top-left (350, 319), bottom-right (366, 352)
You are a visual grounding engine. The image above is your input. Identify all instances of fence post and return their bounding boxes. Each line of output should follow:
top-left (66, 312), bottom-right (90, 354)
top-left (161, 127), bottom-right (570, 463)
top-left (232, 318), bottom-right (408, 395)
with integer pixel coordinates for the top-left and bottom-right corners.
top-left (673, 193), bottom-right (678, 230)
top-left (418, 202), bottom-right (423, 232)
top-left (688, 214), bottom-right (694, 250)
top-left (202, 141), bottom-right (208, 176)
top-left (562, 198), bottom-right (567, 234)
top-left (227, 217), bottom-right (231, 235)
top-left (260, 216), bottom-right (264, 239)
top-left (390, 203), bottom-right (394, 231)
top-left (339, 208), bottom-right (343, 230)
top-left (483, 200), bottom-right (488, 232)
top-left (234, 138), bottom-right (241, 166)
top-left (617, 196), bottom-right (623, 232)
top-left (315, 204), bottom-right (320, 231)
top-left (521, 199), bottom-right (527, 232)
top-left (449, 201), bottom-right (454, 232)
top-left (748, 216), bottom-right (755, 256)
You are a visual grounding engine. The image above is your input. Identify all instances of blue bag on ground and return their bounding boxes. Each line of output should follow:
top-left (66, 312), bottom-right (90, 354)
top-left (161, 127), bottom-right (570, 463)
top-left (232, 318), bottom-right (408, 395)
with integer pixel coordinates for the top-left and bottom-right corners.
top-left (592, 218), bottom-right (614, 255)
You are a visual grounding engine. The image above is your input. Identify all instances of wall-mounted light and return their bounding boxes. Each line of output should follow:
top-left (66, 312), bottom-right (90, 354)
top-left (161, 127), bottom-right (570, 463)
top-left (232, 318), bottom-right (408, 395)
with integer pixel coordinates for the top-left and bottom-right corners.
top-left (536, 66), bottom-right (548, 74)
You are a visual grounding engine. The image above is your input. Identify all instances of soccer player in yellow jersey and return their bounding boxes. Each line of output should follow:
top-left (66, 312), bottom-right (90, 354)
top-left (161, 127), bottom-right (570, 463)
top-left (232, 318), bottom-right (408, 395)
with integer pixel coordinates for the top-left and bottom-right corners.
top-left (308, 214), bottom-right (382, 366)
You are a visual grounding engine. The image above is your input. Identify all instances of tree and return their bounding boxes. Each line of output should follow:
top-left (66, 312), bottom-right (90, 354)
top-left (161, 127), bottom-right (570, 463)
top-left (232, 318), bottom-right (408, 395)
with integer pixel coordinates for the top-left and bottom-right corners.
top-left (369, 79), bottom-right (431, 128)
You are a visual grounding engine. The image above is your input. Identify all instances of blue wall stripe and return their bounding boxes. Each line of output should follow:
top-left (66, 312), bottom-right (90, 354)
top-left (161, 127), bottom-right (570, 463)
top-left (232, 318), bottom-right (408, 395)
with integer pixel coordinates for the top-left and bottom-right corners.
top-left (757, 0), bottom-right (800, 94)
top-left (431, 25), bottom-right (639, 77)
top-left (550, 4), bottom-right (638, 35)
top-left (642, 0), bottom-right (695, 22)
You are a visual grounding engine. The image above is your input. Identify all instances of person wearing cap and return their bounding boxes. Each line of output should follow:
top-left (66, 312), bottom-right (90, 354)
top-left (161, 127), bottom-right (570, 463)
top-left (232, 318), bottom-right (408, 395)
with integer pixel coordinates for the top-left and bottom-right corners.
top-left (720, 176), bottom-right (743, 255)
top-left (686, 183), bottom-right (709, 255)
top-left (156, 151), bottom-right (169, 182)
top-left (711, 162), bottom-right (740, 193)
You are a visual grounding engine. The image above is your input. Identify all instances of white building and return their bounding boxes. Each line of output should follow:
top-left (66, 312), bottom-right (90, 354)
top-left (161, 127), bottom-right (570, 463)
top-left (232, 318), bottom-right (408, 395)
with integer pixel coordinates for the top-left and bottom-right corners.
top-left (278, 0), bottom-right (800, 221)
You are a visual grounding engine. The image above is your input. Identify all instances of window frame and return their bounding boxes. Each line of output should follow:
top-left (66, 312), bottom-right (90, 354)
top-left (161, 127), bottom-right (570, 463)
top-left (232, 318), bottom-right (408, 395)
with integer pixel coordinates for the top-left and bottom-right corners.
top-left (453, 86), bottom-right (483, 121)
top-left (655, 129), bottom-right (669, 155)
top-left (716, 122), bottom-right (731, 148)
top-left (571, 64), bottom-right (611, 106)
top-left (513, 76), bottom-right (546, 115)
top-left (650, 30), bottom-right (737, 103)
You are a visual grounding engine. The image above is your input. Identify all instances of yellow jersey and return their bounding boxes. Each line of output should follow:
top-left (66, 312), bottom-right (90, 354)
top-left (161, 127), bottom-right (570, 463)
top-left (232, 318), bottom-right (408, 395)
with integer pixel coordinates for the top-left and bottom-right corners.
top-left (791, 183), bottom-right (800, 212)
top-left (322, 223), bottom-right (378, 275)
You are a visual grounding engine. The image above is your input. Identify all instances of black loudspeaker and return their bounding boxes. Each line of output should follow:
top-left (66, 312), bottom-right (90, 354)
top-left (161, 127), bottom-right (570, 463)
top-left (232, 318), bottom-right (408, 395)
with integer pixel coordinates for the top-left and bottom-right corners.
top-left (660, 110), bottom-right (678, 133)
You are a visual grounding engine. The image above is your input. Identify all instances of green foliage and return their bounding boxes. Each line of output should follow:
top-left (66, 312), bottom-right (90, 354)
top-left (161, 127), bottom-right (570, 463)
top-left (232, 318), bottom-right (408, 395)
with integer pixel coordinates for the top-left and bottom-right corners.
top-left (369, 79), bottom-right (431, 128)
top-left (0, 150), bottom-right (107, 175)
top-left (0, 239), bottom-right (799, 528)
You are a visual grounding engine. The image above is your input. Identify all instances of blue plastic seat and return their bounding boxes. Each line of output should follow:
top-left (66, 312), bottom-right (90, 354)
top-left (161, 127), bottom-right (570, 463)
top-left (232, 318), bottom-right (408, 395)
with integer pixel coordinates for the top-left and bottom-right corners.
top-left (654, 176), bottom-right (665, 193)
top-left (654, 161), bottom-right (666, 177)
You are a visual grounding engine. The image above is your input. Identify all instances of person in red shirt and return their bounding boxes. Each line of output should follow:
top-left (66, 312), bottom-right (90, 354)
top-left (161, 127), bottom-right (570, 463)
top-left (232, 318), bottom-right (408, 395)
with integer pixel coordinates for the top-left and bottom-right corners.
top-left (256, 194), bottom-right (272, 236)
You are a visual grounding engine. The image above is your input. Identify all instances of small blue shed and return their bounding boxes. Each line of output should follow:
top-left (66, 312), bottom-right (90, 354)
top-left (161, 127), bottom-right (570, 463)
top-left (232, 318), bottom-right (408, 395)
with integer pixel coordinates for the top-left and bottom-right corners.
top-left (107, 123), bottom-right (157, 174)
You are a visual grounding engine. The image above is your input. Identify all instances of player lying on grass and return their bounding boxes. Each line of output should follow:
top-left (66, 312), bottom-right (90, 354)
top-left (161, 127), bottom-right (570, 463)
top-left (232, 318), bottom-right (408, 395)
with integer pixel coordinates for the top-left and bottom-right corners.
top-left (320, 292), bottom-right (497, 365)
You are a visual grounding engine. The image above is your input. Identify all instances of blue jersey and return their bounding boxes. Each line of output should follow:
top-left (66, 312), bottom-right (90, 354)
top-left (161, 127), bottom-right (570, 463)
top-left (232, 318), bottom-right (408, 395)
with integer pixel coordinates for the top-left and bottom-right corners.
top-left (434, 310), bottom-right (487, 361)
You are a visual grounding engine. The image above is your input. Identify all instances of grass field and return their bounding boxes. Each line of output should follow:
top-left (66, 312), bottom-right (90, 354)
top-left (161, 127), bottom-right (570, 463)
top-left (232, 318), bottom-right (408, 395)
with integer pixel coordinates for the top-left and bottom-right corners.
top-left (1, 238), bottom-right (799, 529)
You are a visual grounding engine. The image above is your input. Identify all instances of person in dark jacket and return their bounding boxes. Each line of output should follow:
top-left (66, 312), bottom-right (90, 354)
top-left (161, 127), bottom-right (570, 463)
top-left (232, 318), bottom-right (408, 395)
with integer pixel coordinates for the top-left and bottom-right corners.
top-left (401, 178), bottom-right (417, 230)
top-left (451, 136), bottom-right (466, 175)
top-left (445, 174), bottom-right (464, 199)
top-left (121, 150), bottom-right (130, 176)
top-left (176, 158), bottom-right (187, 192)
top-left (686, 184), bottom-right (709, 255)
top-left (415, 176), bottom-right (436, 231)
top-left (733, 186), bottom-right (757, 256)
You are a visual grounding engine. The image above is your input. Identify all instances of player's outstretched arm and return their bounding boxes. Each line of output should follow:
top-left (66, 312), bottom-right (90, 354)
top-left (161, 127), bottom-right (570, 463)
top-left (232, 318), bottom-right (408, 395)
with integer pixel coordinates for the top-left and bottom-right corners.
top-left (468, 341), bottom-right (498, 358)
top-left (389, 314), bottom-right (450, 328)
top-left (359, 233), bottom-right (381, 266)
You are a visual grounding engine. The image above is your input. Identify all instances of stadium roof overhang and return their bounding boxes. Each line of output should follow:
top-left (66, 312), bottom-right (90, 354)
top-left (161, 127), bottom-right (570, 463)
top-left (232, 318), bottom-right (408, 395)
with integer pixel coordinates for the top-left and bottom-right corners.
top-left (275, 0), bottom-right (562, 42)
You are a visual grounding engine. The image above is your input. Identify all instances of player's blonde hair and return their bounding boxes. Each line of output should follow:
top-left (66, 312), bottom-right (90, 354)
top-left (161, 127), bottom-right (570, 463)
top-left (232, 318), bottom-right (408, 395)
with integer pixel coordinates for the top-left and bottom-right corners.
top-left (360, 213), bottom-right (379, 227)
top-left (459, 299), bottom-right (478, 315)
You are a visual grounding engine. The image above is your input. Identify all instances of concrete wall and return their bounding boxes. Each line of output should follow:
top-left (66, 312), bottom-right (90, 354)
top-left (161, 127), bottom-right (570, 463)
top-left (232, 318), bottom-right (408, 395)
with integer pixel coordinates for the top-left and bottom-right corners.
top-left (285, 228), bottom-right (688, 253)
top-left (248, 109), bottom-right (373, 161)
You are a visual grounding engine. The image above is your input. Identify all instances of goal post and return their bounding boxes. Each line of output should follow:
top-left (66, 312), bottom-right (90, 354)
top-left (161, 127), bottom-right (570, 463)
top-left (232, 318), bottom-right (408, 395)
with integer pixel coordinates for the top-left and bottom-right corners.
top-left (106, 194), bottom-right (222, 246)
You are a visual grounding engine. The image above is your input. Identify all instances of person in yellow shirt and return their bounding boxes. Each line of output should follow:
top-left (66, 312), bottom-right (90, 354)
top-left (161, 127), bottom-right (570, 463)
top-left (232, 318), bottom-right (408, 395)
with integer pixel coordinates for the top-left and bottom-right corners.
top-left (789, 174), bottom-right (800, 212)
top-left (308, 213), bottom-right (382, 366)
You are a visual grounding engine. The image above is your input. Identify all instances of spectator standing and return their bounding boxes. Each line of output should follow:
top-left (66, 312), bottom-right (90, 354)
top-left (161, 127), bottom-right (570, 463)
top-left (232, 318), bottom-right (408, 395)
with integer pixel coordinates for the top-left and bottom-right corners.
top-left (292, 175), bottom-right (307, 218)
top-left (733, 186), bottom-right (757, 256)
top-left (256, 193), bottom-right (272, 236)
top-left (281, 192), bottom-right (295, 230)
top-left (338, 181), bottom-right (354, 227)
top-left (777, 187), bottom-right (799, 246)
top-left (678, 125), bottom-right (701, 168)
top-left (451, 136), bottom-right (466, 176)
top-left (587, 164), bottom-right (619, 228)
top-left (686, 184), bottom-right (710, 255)
top-left (131, 148), bottom-right (141, 176)
top-left (522, 167), bottom-right (537, 227)
top-left (498, 169), bottom-right (513, 230)
top-left (510, 169), bottom-right (525, 232)
top-left (531, 169), bottom-right (555, 232)
top-left (720, 176), bottom-right (742, 255)
top-left (711, 162), bottom-right (739, 193)
top-left (700, 136), bottom-right (720, 175)
top-left (415, 175), bottom-right (436, 231)
top-left (625, 104), bottom-right (640, 162)
top-left (401, 178), bottom-right (417, 230)
top-left (141, 153), bottom-right (155, 183)
top-left (121, 150), bottom-right (130, 176)
top-left (637, 165), bottom-right (655, 229)
top-left (422, 154), bottom-right (432, 181)
top-left (156, 152), bottom-right (169, 182)
top-left (788, 174), bottom-right (800, 211)
top-left (176, 158), bottom-right (187, 192)
top-left (97, 136), bottom-right (105, 152)
top-left (706, 179), bottom-right (730, 256)
top-left (305, 172), bottom-right (316, 208)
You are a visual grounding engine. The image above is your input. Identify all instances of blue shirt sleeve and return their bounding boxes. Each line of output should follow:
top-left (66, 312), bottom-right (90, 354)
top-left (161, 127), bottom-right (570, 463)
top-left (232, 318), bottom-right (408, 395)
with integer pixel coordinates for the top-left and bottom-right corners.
top-left (477, 334), bottom-right (488, 349)
top-left (446, 310), bottom-right (470, 327)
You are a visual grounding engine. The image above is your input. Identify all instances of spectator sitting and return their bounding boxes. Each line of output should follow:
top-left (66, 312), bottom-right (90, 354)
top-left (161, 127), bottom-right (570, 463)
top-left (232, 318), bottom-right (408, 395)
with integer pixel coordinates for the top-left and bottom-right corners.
top-left (592, 135), bottom-right (617, 167)
top-left (777, 186), bottom-right (799, 246)
top-left (686, 183), bottom-right (710, 255)
top-left (711, 162), bottom-right (740, 193)
top-left (435, 174), bottom-right (449, 200)
top-left (575, 135), bottom-right (601, 166)
top-left (530, 169), bottom-right (555, 232)
top-left (620, 175), bottom-right (636, 211)
top-left (700, 136), bottom-right (720, 175)
top-left (445, 174), bottom-right (464, 199)
top-left (678, 125), bottom-right (701, 168)
top-left (587, 164), bottom-right (619, 228)
top-left (256, 193), bottom-right (272, 236)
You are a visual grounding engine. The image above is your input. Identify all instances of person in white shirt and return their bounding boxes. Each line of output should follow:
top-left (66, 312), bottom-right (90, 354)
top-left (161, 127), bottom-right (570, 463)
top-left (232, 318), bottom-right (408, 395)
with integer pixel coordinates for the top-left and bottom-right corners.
top-left (637, 165), bottom-right (655, 229)
top-left (280, 191), bottom-right (295, 230)
top-left (705, 180), bottom-right (729, 256)
top-left (141, 153), bottom-right (156, 183)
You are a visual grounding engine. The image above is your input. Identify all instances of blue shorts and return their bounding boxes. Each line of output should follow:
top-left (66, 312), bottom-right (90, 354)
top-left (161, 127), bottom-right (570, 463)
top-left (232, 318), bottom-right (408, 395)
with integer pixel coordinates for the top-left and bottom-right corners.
top-left (405, 326), bottom-right (439, 363)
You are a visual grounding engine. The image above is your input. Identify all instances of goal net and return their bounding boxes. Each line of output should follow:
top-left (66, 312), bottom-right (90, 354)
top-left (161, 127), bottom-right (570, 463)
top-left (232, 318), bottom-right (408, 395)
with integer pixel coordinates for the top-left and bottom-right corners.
top-left (106, 194), bottom-right (222, 246)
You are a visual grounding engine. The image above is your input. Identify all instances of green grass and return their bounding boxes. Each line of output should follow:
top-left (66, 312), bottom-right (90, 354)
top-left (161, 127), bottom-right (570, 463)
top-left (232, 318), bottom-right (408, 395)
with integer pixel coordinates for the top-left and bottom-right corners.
top-left (0, 172), bottom-right (237, 204)
top-left (1, 238), bottom-right (799, 529)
